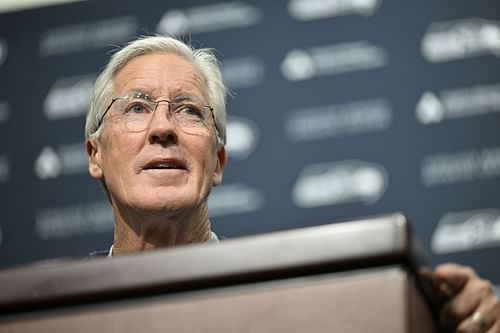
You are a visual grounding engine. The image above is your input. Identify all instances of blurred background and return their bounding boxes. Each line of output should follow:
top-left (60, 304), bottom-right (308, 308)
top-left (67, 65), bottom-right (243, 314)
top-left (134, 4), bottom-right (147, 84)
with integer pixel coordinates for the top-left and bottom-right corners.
top-left (0, 0), bottom-right (499, 287)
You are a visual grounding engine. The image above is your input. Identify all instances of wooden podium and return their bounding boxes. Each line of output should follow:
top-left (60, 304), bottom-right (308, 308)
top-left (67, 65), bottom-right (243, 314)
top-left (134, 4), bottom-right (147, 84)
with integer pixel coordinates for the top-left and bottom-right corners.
top-left (0, 213), bottom-right (441, 332)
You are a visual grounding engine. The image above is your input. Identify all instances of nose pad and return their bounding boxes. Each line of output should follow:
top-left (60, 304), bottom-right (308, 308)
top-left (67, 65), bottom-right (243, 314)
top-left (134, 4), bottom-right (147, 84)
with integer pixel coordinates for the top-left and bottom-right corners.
top-left (153, 100), bottom-right (173, 120)
top-left (148, 100), bottom-right (175, 127)
top-left (147, 101), bottom-right (178, 144)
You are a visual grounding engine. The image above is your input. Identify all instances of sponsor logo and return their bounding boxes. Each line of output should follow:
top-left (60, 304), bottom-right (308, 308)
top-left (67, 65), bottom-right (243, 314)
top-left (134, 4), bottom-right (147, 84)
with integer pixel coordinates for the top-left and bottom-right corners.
top-left (226, 115), bottom-right (259, 160)
top-left (0, 101), bottom-right (11, 123)
top-left (222, 56), bottom-right (265, 89)
top-left (44, 74), bottom-right (96, 120)
top-left (431, 209), bottom-right (500, 254)
top-left (39, 16), bottom-right (138, 57)
top-left (35, 201), bottom-right (113, 240)
top-left (0, 37), bottom-right (7, 68)
top-left (281, 41), bottom-right (388, 81)
top-left (415, 92), bottom-right (445, 124)
top-left (292, 160), bottom-right (388, 208)
top-left (288, 0), bottom-right (382, 21)
top-left (34, 143), bottom-right (87, 180)
top-left (35, 147), bottom-right (61, 180)
top-left (416, 84), bottom-right (500, 125)
top-left (0, 154), bottom-right (9, 184)
top-left (421, 146), bottom-right (500, 187)
top-left (156, 2), bottom-right (262, 36)
top-left (284, 98), bottom-right (392, 142)
top-left (208, 183), bottom-right (265, 217)
top-left (421, 18), bottom-right (500, 63)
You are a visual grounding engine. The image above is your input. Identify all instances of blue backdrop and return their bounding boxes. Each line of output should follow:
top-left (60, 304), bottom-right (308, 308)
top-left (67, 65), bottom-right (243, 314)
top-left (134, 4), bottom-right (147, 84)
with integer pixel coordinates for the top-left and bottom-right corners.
top-left (0, 0), bottom-right (499, 287)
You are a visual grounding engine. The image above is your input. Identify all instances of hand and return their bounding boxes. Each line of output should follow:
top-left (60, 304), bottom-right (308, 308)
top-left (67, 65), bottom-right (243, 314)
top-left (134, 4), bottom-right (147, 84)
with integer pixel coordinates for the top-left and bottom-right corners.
top-left (435, 263), bottom-right (500, 333)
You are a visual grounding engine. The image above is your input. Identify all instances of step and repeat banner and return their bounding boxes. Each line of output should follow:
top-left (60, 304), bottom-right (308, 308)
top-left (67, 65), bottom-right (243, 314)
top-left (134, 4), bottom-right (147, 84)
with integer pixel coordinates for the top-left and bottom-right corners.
top-left (1, 0), bottom-right (500, 283)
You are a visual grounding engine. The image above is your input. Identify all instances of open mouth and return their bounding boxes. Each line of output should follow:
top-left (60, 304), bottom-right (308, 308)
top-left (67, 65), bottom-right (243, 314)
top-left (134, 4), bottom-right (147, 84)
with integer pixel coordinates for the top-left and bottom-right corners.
top-left (143, 159), bottom-right (186, 171)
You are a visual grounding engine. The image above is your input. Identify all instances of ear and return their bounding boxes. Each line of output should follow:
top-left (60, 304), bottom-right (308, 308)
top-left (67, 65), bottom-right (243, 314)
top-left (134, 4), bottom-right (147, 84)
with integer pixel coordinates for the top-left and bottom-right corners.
top-left (86, 138), bottom-right (103, 180)
top-left (212, 144), bottom-right (228, 187)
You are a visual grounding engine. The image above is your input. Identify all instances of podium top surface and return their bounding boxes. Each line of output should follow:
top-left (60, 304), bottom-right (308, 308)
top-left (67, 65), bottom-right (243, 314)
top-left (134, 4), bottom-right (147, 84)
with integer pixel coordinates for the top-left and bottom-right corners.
top-left (0, 213), bottom-right (425, 313)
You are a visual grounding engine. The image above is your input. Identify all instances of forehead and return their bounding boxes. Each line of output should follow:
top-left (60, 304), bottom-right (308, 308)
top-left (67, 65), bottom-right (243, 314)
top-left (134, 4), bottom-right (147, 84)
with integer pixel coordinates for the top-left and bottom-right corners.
top-left (112, 52), bottom-right (208, 99)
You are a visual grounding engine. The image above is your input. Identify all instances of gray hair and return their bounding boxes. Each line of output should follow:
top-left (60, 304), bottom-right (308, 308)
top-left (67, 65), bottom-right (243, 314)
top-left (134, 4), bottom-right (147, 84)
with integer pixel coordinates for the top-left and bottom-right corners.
top-left (85, 35), bottom-right (227, 144)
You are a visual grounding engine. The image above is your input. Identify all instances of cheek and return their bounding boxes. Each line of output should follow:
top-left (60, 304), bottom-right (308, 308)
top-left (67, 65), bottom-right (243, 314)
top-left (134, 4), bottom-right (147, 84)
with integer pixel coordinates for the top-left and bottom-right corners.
top-left (190, 138), bottom-right (218, 176)
top-left (101, 132), bottom-right (142, 175)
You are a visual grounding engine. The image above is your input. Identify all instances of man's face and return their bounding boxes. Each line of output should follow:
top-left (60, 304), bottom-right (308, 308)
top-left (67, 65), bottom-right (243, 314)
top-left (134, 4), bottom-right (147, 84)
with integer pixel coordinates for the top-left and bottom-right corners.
top-left (87, 53), bottom-right (226, 218)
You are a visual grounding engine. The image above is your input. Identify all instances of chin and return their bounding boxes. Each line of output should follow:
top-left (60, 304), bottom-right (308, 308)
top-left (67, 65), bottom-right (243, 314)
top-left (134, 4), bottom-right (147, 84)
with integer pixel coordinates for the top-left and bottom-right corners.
top-left (132, 193), bottom-right (198, 215)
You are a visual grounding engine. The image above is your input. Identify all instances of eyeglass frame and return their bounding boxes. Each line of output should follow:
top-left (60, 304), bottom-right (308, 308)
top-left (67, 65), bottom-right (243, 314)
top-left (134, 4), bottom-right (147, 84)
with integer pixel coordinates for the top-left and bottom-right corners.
top-left (96, 92), bottom-right (220, 136)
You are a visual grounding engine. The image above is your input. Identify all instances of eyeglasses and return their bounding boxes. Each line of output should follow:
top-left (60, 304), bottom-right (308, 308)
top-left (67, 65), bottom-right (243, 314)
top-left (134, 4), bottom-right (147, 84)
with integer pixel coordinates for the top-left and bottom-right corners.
top-left (97, 91), bottom-right (217, 133)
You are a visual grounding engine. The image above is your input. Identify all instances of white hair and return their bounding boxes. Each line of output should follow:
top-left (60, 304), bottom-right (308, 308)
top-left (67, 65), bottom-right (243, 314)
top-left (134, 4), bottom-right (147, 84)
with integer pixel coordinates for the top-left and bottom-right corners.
top-left (85, 35), bottom-right (227, 144)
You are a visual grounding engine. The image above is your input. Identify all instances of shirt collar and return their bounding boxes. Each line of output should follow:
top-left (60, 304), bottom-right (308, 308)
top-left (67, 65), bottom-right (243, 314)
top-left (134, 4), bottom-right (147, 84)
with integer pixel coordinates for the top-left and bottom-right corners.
top-left (107, 231), bottom-right (219, 258)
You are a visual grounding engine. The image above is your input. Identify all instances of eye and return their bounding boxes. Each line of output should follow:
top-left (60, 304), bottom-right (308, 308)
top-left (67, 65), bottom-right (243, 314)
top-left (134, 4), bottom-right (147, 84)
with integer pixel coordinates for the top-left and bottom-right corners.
top-left (124, 101), bottom-right (152, 114)
top-left (176, 104), bottom-right (204, 119)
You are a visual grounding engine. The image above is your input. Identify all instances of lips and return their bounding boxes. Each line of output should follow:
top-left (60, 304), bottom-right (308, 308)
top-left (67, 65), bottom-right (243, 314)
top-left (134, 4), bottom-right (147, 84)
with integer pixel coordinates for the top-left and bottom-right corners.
top-left (143, 158), bottom-right (187, 171)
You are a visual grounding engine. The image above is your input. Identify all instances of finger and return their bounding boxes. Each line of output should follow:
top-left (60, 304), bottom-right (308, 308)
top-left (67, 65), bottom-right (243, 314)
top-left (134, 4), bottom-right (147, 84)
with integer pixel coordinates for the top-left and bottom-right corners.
top-left (455, 309), bottom-right (496, 333)
top-left (440, 301), bottom-right (479, 332)
top-left (442, 280), bottom-right (499, 332)
top-left (448, 278), bottom-right (493, 316)
top-left (485, 321), bottom-right (500, 333)
top-left (435, 263), bottom-right (478, 293)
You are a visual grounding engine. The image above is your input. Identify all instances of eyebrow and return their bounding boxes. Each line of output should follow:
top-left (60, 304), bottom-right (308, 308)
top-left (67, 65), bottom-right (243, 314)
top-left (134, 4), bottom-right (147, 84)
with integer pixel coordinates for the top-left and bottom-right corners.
top-left (170, 95), bottom-right (198, 103)
top-left (122, 90), bottom-right (200, 102)
top-left (120, 91), bottom-right (210, 110)
top-left (124, 90), bottom-right (153, 99)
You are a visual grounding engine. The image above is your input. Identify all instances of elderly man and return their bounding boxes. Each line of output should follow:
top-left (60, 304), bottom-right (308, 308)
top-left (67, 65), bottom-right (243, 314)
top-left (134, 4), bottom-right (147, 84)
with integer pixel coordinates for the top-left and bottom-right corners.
top-left (85, 36), bottom-right (227, 255)
top-left (85, 35), bottom-right (499, 332)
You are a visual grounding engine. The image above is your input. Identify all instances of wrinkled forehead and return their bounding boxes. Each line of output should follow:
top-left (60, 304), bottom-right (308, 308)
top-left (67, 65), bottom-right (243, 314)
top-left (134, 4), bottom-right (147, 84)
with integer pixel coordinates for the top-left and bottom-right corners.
top-left (112, 52), bottom-right (209, 101)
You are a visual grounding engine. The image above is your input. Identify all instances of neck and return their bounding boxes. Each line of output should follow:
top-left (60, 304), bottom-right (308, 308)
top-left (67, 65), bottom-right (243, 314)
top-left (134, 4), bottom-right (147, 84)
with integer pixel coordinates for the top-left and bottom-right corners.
top-left (111, 202), bottom-right (212, 256)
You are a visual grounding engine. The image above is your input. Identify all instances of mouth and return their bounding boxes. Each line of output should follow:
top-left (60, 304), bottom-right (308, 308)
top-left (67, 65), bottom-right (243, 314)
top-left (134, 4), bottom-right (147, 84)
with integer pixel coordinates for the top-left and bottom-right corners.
top-left (143, 158), bottom-right (187, 171)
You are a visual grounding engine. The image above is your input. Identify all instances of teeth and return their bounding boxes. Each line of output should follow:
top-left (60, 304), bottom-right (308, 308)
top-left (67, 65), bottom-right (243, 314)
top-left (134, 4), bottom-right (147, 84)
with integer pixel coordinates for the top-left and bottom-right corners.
top-left (145, 160), bottom-right (184, 170)
top-left (156, 164), bottom-right (175, 169)
top-left (153, 163), bottom-right (179, 169)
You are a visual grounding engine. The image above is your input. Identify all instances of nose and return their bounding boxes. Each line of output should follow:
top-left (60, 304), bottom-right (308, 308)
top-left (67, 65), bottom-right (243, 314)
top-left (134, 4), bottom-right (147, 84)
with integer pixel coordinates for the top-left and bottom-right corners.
top-left (147, 101), bottom-right (178, 145)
